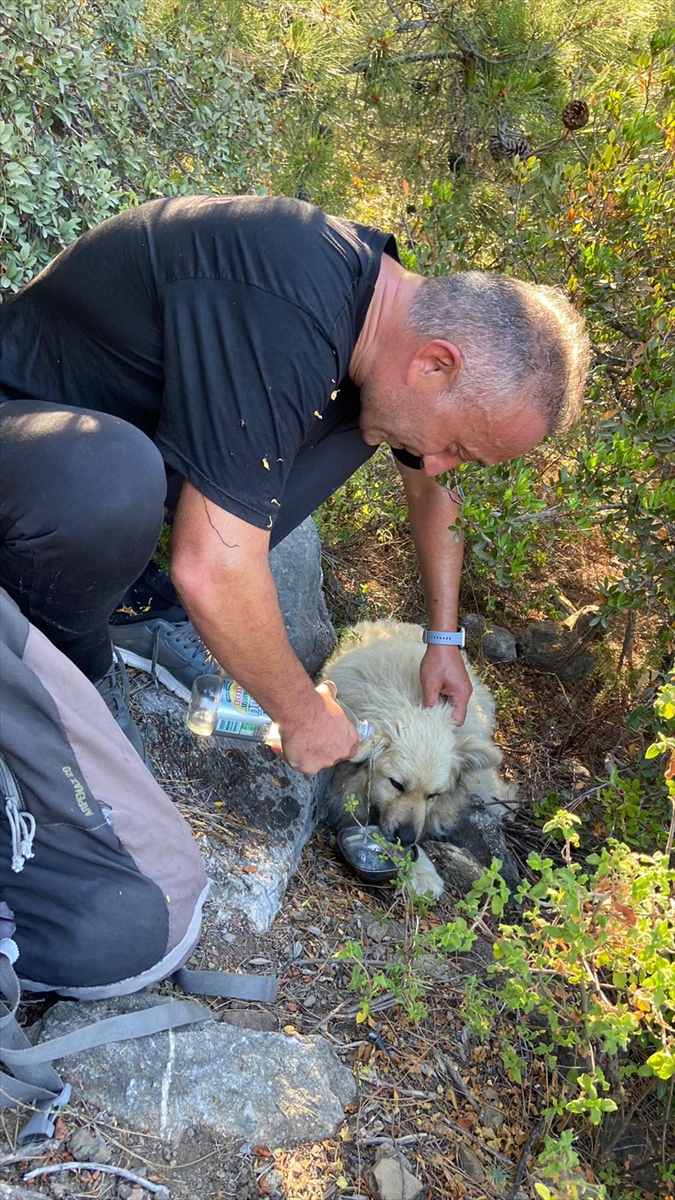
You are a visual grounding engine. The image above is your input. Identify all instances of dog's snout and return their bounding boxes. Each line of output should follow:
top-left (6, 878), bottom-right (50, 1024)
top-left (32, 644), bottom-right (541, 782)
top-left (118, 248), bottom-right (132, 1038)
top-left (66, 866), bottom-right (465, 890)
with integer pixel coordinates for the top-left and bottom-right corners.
top-left (395, 823), bottom-right (418, 847)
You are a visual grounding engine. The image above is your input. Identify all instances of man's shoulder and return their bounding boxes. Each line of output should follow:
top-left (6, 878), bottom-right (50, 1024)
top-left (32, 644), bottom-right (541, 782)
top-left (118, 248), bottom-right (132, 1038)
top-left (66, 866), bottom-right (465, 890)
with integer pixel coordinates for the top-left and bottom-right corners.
top-left (150, 195), bottom-right (394, 280)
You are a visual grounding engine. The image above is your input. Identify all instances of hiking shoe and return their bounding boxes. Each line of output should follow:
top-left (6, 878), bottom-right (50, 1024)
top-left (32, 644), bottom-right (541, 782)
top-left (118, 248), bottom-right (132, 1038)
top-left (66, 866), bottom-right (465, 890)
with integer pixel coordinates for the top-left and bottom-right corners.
top-left (109, 561), bottom-right (187, 628)
top-left (95, 651), bottom-right (147, 761)
top-left (110, 619), bottom-right (219, 703)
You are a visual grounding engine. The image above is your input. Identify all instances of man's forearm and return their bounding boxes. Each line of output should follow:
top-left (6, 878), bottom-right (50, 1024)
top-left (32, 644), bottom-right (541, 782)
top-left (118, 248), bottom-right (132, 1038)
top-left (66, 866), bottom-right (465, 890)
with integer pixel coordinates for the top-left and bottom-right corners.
top-left (403, 472), bottom-right (464, 630)
top-left (179, 557), bottom-right (317, 725)
top-left (169, 481), bottom-right (360, 773)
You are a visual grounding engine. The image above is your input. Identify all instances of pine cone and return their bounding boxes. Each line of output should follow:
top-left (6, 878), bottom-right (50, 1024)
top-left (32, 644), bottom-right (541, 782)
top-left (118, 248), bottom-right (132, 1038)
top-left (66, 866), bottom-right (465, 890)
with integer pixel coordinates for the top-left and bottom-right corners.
top-left (562, 99), bottom-right (590, 130)
top-left (489, 122), bottom-right (532, 161)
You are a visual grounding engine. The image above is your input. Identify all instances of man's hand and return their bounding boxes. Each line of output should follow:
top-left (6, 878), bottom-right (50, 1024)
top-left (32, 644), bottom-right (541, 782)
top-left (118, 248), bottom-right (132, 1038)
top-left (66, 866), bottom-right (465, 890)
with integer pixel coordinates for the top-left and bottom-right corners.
top-left (420, 644), bottom-right (472, 725)
top-left (270, 681), bottom-right (360, 774)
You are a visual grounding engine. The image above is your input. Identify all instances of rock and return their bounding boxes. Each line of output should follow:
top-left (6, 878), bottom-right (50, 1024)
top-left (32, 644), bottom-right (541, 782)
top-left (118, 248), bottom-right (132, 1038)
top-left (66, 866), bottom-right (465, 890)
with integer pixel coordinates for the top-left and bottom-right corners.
top-left (424, 842), bottom-right (484, 894)
top-left (517, 620), bottom-right (596, 682)
top-left (41, 995), bottom-right (356, 1148)
top-left (561, 604), bottom-right (604, 642)
top-left (461, 614), bottom-right (486, 639)
top-left (481, 1103), bottom-right (505, 1131)
top-left (457, 1145), bottom-right (486, 1182)
top-left (370, 1156), bottom-right (424, 1200)
top-left (430, 801), bottom-right (521, 892)
top-left (460, 614), bottom-right (517, 663)
top-left (0, 1184), bottom-right (52, 1200)
top-left (67, 1126), bottom-right (112, 1163)
top-left (269, 518), bottom-right (336, 676)
top-left (220, 1009), bottom-right (277, 1032)
top-left (482, 625), bottom-right (517, 664)
top-left (134, 686), bottom-right (322, 933)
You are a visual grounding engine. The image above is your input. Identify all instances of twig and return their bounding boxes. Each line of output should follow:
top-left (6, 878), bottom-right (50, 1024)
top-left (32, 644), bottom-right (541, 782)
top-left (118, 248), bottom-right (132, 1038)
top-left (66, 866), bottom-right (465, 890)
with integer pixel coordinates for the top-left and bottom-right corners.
top-left (24, 1162), bottom-right (169, 1196)
top-left (504, 1113), bottom-right (540, 1200)
top-left (357, 1133), bottom-right (426, 1147)
top-left (663, 1075), bottom-right (675, 1168)
top-left (505, 1117), bottom-right (546, 1200)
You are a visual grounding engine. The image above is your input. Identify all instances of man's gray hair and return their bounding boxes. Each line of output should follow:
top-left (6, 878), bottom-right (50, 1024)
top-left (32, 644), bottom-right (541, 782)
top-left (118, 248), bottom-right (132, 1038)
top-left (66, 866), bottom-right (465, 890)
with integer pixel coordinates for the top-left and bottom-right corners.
top-left (407, 272), bottom-right (590, 433)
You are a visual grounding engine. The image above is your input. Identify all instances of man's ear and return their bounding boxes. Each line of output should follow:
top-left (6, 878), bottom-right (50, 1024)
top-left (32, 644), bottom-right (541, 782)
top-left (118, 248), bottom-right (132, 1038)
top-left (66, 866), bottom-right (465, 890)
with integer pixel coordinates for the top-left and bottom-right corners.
top-left (407, 340), bottom-right (462, 386)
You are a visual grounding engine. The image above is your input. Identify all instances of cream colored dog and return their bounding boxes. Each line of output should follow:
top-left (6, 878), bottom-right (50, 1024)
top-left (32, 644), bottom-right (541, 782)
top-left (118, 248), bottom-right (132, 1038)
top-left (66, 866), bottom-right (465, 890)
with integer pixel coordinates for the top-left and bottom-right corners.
top-left (322, 620), bottom-right (515, 898)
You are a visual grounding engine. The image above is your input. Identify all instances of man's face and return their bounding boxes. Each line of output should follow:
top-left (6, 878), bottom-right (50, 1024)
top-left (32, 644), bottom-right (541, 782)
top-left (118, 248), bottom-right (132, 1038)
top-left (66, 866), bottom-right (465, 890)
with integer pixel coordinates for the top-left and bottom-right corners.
top-left (358, 374), bottom-right (548, 475)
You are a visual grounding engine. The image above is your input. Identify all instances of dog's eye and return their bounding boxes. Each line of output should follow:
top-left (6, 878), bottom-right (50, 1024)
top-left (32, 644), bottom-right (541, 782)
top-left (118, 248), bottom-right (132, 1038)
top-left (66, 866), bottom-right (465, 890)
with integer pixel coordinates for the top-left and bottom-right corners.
top-left (389, 778), bottom-right (404, 793)
top-left (426, 793), bottom-right (440, 802)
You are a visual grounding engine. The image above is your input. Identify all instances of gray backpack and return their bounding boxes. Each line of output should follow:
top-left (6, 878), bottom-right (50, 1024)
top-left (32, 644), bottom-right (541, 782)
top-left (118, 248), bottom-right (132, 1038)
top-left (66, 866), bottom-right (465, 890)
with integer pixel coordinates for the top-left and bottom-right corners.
top-left (0, 588), bottom-right (276, 1143)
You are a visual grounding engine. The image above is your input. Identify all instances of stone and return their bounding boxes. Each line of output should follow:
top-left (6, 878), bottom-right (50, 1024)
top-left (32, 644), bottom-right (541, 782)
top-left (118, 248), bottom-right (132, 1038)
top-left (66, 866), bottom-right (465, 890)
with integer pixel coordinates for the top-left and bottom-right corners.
top-left (0, 1184), bottom-right (51, 1200)
top-left (67, 1126), bottom-right (112, 1163)
top-left (562, 604), bottom-right (604, 642)
top-left (269, 518), bottom-right (337, 677)
top-left (220, 1009), bottom-right (277, 1032)
top-left (482, 625), bottom-right (517, 664)
top-left (460, 613), bottom-right (486, 640)
top-left (460, 614), bottom-right (517, 662)
top-left (457, 1145), bottom-right (486, 1182)
top-left (430, 801), bottom-right (521, 892)
top-left (41, 995), bottom-right (356, 1148)
top-left (517, 620), bottom-right (596, 682)
top-left (481, 1103), bottom-right (505, 1131)
top-left (134, 686), bottom-right (323, 933)
top-left (370, 1156), bottom-right (424, 1200)
top-left (129, 517), bottom-right (338, 937)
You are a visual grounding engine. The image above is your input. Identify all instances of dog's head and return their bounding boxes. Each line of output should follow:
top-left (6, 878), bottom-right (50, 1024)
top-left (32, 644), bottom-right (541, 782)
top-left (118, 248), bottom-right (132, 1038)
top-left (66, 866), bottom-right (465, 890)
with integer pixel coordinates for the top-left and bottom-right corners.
top-left (360, 717), bottom-right (502, 846)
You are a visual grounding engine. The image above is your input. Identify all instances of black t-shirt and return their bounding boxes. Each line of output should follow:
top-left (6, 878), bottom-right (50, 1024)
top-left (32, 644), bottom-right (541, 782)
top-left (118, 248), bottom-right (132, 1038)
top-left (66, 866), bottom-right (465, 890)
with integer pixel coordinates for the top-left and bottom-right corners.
top-left (0, 196), bottom-right (403, 528)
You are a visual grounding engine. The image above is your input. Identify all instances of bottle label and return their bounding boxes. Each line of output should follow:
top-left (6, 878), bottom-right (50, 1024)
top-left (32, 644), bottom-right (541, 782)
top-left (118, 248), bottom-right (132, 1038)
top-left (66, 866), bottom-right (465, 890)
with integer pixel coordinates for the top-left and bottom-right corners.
top-left (215, 715), bottom-right (267, 739)
top-left (222, 680), bottom-right (268, 719)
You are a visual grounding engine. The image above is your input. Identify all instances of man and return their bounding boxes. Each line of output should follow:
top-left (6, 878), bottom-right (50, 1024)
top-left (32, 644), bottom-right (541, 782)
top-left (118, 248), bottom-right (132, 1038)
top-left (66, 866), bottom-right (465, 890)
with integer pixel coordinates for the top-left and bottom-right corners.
top-left (0, 195), bottom-right (590, 775)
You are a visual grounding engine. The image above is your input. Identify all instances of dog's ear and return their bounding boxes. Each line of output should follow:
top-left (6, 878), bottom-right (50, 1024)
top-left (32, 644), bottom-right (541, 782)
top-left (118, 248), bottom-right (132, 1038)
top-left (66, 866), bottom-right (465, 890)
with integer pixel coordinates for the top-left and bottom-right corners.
top-left (454, 734), bottom-right (502, 774)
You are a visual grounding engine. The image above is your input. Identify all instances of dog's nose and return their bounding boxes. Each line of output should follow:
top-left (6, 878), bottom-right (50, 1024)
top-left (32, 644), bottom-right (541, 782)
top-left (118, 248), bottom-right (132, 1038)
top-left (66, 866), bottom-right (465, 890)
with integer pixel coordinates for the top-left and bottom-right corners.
top-left (395, 824), bottom-right (418, 847)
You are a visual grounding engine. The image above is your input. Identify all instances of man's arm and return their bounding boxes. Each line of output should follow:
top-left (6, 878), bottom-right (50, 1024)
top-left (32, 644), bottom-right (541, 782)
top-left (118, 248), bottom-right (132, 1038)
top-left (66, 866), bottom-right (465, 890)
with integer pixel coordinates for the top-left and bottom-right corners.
top-left (397, 461), bottom-right (472, 723)
top-left (170, 481), bottom-right (359, 773)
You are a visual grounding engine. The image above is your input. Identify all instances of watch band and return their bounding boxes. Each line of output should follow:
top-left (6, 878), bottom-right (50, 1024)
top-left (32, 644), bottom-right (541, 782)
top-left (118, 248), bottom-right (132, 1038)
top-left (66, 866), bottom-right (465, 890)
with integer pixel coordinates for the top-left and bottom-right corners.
top-left (422, 629), bottom-right (466, 647)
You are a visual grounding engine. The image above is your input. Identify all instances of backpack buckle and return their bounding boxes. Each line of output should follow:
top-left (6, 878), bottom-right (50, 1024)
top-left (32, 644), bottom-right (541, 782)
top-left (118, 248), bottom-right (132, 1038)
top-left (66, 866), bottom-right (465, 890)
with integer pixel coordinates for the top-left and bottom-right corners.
top-left (18, 1083), bottom-right (72, 1145)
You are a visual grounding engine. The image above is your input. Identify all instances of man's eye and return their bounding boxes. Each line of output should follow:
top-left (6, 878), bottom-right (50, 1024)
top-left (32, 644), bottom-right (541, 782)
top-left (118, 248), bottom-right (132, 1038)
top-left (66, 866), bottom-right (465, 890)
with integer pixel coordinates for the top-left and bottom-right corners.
top-left (389, 778), bottom-right (404, 792)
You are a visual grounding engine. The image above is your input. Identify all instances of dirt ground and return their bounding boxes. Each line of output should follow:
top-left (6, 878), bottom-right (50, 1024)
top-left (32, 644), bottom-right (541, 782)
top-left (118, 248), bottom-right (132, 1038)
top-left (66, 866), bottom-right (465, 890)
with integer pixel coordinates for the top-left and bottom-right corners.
top-left (1, 518), bottom-right (671, 1200)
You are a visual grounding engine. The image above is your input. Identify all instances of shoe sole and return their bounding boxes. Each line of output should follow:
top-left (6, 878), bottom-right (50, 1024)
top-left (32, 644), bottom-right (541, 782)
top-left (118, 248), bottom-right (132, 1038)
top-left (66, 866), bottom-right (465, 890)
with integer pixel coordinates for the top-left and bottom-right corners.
top-left (113, 647), bottom-right (192, 704)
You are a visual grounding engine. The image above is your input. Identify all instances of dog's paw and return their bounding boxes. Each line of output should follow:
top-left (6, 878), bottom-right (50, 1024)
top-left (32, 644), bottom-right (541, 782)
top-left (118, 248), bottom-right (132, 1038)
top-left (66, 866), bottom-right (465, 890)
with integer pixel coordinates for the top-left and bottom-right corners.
top-left (409, 849), bottom-right (444, 900)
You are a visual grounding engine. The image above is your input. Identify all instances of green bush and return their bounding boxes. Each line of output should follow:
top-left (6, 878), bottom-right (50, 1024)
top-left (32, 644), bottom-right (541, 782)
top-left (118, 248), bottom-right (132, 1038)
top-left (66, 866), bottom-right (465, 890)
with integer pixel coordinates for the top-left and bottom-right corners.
top-left (0, 0), bottom-right (272, 292)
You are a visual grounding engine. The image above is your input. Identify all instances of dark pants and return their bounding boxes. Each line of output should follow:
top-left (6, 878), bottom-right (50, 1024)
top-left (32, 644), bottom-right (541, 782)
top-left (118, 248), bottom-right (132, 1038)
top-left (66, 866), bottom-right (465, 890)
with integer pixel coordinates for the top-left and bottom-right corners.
top-left (0, 398), bottom-right (375, 681)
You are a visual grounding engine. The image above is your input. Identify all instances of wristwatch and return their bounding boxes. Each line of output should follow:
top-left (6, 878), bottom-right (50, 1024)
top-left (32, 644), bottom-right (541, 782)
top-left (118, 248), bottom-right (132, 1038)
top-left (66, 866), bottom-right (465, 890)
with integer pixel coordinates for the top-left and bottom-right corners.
top-left (422, 629), bottom-right (466, 647)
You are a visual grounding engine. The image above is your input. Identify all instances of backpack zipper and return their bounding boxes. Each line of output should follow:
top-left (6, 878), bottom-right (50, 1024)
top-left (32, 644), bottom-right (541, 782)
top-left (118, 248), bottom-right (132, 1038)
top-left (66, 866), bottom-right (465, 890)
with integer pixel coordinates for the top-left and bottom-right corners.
top-left (0, 754), bottom-right (36, 872)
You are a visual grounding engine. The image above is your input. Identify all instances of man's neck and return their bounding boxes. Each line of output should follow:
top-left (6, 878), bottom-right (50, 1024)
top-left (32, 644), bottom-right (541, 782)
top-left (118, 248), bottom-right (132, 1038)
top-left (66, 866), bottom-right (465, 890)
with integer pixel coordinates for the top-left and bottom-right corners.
top-left (349, 257), bottom-right (423, 386)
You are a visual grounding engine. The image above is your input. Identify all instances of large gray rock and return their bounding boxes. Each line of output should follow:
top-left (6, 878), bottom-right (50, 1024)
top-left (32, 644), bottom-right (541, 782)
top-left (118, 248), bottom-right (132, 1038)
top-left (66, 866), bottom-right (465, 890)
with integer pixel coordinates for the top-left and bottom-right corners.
top-left (135, 687), bottom-right (323, 932)
top-left (39, 996), bottom-right (356, 1147)
top-left (426, 800), bottom-right (521, 893)
top-left (129, 516), bottom-right (335, 934)
top-left (460, 613), bottom-right (517, 662)
top-left (270, 518), bottom-right (336, 676)
top-left (517, 619), bottom-right (596, 682)
top-left (482, 625), bottom-right (517, 664)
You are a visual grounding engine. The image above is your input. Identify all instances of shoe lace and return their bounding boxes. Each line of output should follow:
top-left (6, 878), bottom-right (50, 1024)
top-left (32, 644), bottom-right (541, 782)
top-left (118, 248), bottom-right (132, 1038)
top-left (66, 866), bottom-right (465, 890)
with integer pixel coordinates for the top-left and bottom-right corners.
top-left (96, 648), bottom-right (132, 719)
top-left (150, 620), bottom-right (216, 673)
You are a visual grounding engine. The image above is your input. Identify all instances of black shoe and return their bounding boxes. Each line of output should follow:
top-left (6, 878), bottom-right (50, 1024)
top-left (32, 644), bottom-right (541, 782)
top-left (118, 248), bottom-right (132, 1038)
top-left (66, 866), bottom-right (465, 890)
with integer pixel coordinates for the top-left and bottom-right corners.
top-left (109, 562), bottom-right (187, 627)
top-left (110, 619), bottom-right (219, 704)
top-left (94, 651), bottom-right (147, 761)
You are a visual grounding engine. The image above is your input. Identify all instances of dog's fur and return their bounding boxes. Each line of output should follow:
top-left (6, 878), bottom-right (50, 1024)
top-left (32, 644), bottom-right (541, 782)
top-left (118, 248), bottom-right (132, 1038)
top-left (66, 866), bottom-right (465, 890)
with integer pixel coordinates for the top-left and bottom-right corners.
top-left (322, 620), bottom-right (515, 898)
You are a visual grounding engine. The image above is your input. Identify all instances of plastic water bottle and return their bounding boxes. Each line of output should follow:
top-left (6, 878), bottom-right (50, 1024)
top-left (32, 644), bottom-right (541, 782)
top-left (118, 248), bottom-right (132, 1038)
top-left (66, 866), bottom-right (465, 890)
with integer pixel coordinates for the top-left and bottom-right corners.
top-left (186, 674), bottom-right (375, 745)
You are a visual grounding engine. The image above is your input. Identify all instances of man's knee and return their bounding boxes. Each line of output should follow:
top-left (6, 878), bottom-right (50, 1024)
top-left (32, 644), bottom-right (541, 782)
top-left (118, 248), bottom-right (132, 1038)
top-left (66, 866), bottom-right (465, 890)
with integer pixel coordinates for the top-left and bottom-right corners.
top-left (0, 400), bottom-right (166, 551)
